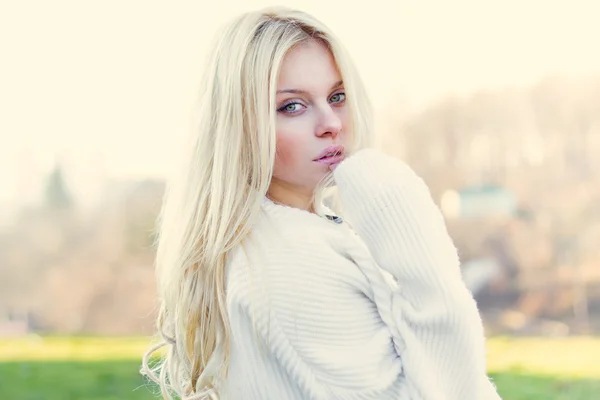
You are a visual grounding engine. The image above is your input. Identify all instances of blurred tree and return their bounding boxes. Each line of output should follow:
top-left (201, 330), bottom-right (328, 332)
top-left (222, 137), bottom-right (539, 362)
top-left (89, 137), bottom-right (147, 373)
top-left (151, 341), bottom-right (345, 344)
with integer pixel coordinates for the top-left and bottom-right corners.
top-left (393, 75), bottom-right (600, 334)
top-left (44, 165), bottom-right (73, 210)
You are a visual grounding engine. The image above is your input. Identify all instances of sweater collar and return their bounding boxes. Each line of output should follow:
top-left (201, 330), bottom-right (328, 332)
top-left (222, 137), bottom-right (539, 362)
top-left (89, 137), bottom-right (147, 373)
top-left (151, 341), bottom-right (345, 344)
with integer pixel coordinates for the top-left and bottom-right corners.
top-left (261, 196), bottom-right (343, 224)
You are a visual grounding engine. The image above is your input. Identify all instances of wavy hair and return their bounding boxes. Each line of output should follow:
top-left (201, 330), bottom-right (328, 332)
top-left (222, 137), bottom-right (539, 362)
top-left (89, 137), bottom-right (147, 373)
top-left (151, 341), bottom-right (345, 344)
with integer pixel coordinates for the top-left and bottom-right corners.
top-left (141, 6), bottom-right (373, 399)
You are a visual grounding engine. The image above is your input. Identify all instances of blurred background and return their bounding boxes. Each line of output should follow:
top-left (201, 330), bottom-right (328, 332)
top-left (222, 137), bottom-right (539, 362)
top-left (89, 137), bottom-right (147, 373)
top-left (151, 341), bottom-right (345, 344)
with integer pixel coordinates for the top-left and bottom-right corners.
top-left (1, 0), bottom-right (599, 399)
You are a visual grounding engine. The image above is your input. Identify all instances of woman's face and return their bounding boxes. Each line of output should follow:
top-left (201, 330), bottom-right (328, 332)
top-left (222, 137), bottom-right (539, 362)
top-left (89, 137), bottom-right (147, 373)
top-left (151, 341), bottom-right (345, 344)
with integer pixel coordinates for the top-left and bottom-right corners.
top-left (271, 40), bottom-right (350, 197)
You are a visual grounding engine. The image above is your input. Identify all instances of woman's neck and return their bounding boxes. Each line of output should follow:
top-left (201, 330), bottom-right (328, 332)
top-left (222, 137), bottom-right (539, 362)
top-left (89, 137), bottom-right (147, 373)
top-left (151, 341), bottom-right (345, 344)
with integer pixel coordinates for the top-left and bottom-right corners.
top-left (267, 180), bottom-right (316, 214)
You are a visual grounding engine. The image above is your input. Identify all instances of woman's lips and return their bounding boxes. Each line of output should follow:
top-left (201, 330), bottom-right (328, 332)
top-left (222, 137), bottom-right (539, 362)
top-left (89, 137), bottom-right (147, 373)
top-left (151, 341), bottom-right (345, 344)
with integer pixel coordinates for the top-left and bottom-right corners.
top-left (314, 145), bottom-right (345, 161)
top-left (314, 153), bottom-right (344, 169)
top-left (314, 153), bottom-right (343, 164)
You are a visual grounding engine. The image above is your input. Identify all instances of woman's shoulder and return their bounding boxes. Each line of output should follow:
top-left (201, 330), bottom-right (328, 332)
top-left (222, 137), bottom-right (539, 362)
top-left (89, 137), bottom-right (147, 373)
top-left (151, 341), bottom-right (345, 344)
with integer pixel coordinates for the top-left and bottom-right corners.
top-left (229, 208), bottom-right (344, 272)
top-left (256, 198), bottom-right (348, 246)
top-left (225, 206), bottom-right (371, 303)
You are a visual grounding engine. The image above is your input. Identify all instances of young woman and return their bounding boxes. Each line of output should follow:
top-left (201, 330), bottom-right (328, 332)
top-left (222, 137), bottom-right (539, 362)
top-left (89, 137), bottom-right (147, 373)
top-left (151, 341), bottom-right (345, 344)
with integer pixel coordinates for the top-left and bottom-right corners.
top-left (142, 6), bottom-right (502, 400)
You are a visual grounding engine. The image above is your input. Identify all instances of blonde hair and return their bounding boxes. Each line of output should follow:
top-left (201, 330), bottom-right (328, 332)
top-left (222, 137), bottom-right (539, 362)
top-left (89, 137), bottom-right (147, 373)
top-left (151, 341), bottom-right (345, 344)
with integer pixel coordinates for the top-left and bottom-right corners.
top-left (141, 6), bottom-right (373, 399)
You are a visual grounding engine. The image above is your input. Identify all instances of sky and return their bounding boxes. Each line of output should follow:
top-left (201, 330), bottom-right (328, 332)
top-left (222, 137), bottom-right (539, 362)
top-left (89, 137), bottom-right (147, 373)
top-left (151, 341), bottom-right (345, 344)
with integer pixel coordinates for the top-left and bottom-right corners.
top-left (1, 0), bottom-right (599, 216)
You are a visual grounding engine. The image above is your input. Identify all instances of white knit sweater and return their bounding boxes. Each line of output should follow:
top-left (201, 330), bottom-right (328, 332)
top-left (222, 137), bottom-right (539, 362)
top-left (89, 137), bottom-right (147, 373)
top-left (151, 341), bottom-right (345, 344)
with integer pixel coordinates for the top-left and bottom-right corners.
top-left (221, 149), bottom-right (502, 399)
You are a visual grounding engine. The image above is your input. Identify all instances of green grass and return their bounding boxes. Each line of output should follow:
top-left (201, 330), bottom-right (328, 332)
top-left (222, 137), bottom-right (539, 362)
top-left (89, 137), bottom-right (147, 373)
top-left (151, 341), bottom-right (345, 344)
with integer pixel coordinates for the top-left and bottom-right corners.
top-left (0, 360), bottom-right (151, 400)
top-left (1, 336), bottom-right (599, 399)
top-left (488, 372), bottom-right (599, 400)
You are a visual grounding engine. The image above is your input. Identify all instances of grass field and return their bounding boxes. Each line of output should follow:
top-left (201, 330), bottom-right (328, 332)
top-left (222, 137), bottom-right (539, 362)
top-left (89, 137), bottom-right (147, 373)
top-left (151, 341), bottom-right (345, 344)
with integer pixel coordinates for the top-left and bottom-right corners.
top-left (1, 336), bottom-right (599, 399)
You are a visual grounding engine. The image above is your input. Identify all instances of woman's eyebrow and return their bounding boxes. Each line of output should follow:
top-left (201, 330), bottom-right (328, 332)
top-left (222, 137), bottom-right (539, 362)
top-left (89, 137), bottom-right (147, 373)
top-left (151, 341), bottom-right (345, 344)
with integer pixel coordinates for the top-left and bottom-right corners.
top-left (276, 80), bottom-right (343, 94)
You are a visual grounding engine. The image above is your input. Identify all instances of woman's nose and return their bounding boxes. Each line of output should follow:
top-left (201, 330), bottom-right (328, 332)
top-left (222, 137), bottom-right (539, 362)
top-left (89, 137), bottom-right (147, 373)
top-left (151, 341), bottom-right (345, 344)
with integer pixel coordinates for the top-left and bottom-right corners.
top-left (315, 105), bottom-right (342, 138)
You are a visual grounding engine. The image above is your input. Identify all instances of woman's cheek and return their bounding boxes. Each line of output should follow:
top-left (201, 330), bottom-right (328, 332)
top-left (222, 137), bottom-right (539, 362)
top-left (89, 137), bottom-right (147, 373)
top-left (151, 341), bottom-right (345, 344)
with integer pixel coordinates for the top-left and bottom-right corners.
top-left (336, 106), bottom-right (350, 135)
top-left (274, 115), bottom-right (311, 176)
top-left (274, 130), bottom-right (295, 177)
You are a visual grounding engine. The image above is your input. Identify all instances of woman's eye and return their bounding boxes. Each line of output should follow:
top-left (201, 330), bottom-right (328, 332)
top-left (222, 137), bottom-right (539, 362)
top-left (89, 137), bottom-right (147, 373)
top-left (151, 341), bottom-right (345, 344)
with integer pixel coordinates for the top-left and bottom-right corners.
top-left (286, 103), bottom-right (301, 112)
top-left (278, 102), bottom-right (303, 113)
top-left (330, 92), bottom-right (346, 103)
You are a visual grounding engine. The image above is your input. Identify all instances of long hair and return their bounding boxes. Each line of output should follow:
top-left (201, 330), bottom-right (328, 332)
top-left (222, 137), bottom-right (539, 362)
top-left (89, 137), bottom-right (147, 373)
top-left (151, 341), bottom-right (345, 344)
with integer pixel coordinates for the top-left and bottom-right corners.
top-left (141, 6), bottom-right (373, 399)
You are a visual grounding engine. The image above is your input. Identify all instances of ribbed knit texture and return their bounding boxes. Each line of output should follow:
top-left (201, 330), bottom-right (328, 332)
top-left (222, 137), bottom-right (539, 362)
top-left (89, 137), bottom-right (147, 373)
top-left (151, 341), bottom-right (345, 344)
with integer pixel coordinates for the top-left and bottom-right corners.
top-left (221, 149), bottom-right (502, 399)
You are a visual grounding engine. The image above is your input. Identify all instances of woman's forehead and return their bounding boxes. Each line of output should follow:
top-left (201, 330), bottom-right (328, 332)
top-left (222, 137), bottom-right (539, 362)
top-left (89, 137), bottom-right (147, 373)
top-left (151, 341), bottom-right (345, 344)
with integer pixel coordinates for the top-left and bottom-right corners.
top-left (277, 41), bottom-right (342, 93)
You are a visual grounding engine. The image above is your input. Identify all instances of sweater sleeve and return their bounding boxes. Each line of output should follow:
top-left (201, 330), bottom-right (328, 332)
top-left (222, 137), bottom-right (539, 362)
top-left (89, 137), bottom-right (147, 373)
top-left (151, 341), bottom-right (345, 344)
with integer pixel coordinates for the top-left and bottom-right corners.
top-left (334, 148), bottom-right (502, 400)
top-left (226, 229), bottom-right (410, 400)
